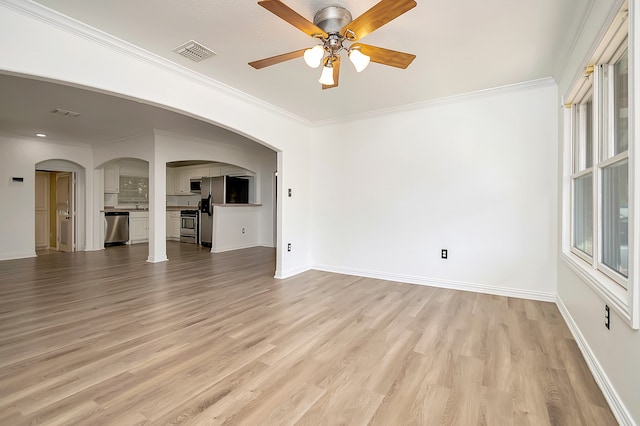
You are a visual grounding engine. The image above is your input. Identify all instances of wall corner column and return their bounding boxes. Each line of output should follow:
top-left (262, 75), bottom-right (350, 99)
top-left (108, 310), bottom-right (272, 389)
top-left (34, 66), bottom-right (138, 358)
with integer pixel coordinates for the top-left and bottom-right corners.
top-left (147, 152), bottom-right (167, 263)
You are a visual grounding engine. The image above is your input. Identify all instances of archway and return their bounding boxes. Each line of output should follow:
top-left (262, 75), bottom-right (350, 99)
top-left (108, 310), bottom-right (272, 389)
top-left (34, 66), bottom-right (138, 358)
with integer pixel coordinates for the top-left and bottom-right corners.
top-left (35, 159), bottom-right (86, 254)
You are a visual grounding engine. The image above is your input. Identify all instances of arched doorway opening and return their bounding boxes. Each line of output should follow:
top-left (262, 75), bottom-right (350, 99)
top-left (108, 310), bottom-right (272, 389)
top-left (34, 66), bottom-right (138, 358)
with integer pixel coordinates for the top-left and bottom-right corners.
top-left (35, 159), bottom-right (85, 254)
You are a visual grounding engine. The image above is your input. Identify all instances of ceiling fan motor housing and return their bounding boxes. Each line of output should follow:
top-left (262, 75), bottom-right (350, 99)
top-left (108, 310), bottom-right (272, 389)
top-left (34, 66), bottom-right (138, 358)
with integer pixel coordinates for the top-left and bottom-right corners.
top-left (313, 6), bottom-right (352, 34)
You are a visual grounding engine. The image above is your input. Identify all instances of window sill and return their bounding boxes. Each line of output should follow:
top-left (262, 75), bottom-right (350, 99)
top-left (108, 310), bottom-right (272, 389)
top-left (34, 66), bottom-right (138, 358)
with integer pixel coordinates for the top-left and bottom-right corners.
top-left (561, 251), bottom-right (637, 329)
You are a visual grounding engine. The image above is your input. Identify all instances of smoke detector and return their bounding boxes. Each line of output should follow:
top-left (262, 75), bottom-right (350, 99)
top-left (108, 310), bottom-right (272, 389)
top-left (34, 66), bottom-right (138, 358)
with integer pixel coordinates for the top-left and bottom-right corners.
top-left (173, 40), bottom-right (216, 62)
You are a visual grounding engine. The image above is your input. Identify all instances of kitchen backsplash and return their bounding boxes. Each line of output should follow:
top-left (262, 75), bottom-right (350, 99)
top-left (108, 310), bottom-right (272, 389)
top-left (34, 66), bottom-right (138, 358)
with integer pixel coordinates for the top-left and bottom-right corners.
top-left (166, 194), bottom-right (200, 207)
top-left (104, 193), bottom-right (201, 208)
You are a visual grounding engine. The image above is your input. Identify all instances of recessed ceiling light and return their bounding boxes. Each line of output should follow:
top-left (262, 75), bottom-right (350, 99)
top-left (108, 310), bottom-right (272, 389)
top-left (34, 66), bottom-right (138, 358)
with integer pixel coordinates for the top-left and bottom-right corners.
top-left (35, 133), bottom-right (47, 137)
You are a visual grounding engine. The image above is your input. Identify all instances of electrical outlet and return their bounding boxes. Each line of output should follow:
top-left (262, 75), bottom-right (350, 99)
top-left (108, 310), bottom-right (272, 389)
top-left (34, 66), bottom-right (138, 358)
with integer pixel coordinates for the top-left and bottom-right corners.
top-left (241, 227), bottom-right (246, 234)
top-left (287, 243), bottom-right (292, 252)
top-left (288, 188), bottom-right (292, 197)
top-left (605, 305), bottom-right (610, 329)
top-left (441, 249), bottom-right (448, 259)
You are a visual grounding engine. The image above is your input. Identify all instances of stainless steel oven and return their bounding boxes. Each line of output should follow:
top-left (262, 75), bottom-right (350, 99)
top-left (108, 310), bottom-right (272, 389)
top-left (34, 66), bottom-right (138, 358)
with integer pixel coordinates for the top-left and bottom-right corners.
top-left (180, 210), bottom-right (199, 244)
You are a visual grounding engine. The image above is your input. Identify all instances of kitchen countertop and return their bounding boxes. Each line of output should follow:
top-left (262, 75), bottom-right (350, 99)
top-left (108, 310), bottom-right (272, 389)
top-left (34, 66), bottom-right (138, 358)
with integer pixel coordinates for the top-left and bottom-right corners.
top-left (101, 204), bottom-right (261, 213)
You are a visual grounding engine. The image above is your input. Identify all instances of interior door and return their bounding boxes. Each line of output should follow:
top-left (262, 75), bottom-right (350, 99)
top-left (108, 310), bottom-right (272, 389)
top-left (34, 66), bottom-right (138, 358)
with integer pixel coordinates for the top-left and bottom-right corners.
top-left (56, 172), bottom-right (74, 252)
top-left (34, 171), bottom-right (50, 249)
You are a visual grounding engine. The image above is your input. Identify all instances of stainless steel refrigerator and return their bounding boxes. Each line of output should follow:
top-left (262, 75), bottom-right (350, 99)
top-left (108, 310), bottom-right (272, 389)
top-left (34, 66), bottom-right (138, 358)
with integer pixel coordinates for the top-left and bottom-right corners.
top-left (199, 176), bottom-right (224, 247)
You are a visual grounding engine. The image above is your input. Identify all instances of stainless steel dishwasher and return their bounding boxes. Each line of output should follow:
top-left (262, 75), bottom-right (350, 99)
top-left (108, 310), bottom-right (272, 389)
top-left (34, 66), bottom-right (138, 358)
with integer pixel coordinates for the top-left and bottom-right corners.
top-left (104, 211), bottom-right (129, 246)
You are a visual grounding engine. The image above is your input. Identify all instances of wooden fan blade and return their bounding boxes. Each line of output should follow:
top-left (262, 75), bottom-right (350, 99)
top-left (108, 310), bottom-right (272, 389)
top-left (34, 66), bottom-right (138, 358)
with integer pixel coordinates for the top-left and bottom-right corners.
top-left (352, 43), bottom-right (416, 69)
top-left (258, 0), bottom-right (327, 37)
top-left (249, 48), bottom-right (307, 69)
top-left (341, 0), bottom-right (416, 41)
top-left (322, 57), bottom-right (340, 90)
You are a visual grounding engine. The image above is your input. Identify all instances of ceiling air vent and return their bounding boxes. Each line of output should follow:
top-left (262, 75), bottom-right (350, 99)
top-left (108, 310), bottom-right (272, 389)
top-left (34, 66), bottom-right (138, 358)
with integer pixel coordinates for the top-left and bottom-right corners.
top-left (50, 108), bottom-right (80, 118)
top-left (173, 40), bottom-right (216, 62)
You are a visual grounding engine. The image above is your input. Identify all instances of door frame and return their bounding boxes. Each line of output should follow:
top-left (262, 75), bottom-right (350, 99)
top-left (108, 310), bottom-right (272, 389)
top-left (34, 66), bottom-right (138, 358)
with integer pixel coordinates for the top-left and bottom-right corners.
top-left (34, 171), bottom-right (51, 250)
top-left (35, 160), bottom-right (84, 252)
top-left (55, 172), bottom-right (75, 252)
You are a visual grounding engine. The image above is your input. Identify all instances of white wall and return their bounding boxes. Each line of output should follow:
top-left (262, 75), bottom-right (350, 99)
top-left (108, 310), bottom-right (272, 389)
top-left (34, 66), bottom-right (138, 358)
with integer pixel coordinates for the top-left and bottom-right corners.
top-left (555, 0), bottom-right (640, 424)
top-left (212, 206), bottom-right (261, 253)
top-left (310, 80), bottom-right (559, 300)
top-left (0, 134), bottom-right (93, 260)
top-left (0, 0), bottom-right (312, 276)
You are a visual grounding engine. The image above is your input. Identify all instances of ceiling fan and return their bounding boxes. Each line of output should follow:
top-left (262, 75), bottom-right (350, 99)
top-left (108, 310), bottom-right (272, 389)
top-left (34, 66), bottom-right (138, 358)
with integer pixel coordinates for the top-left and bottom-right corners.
top-left (249, 0), bottom-right (417, 89)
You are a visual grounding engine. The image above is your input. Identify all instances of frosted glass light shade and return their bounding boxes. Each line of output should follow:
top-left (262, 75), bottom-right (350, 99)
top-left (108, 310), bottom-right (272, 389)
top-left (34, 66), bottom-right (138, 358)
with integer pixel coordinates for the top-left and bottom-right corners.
top-left (349, 49), bottom-right (370, 72)
top-left (318, 64), bottom-right (334, 85)
top-left (303, 45), bottom-right (324, 68)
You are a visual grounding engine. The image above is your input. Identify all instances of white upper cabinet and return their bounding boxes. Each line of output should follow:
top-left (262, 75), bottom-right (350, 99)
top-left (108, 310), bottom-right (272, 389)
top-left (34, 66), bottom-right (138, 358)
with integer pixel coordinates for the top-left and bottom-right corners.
top-left (104, 164), bottom-right (119, 193)
top-left (166, 167), bottom-right (175, 196)
top-left (174, 169), bottom-right (192, 194)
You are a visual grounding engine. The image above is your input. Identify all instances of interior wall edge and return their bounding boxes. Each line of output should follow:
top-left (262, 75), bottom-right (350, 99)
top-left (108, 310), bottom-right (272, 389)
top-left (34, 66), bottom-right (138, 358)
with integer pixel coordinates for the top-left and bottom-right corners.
top-left (556, 295), bottom-right (634, 426)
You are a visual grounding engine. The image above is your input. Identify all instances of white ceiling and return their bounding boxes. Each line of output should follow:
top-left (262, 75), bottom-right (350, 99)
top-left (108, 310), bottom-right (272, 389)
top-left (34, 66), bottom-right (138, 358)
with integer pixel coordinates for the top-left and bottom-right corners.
top-left (1, 0), bottom-right (590, 144)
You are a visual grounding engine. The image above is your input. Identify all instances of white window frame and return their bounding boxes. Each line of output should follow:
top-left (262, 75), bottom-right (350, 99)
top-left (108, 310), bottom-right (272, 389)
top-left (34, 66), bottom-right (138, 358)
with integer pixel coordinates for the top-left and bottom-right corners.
top-left (562, 0), bottom-right (639, 329)
top-left (570, 89), bottom-right (594, 265)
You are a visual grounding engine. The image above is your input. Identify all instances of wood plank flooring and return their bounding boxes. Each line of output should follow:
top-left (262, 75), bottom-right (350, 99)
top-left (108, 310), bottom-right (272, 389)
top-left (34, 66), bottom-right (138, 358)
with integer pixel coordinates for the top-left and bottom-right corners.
top-left (0, 242), bottom-right (616, 425)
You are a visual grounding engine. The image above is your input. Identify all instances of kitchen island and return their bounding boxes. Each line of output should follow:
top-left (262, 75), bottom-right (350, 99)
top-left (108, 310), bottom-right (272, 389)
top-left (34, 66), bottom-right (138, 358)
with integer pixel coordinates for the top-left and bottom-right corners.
top-left (101, 204), bottom-right (263, 251)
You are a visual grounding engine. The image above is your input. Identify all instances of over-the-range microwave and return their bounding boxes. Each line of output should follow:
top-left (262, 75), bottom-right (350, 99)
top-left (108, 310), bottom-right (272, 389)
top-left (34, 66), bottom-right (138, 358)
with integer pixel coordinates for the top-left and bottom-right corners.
top-left (189, 178), bottom-right (201, 193)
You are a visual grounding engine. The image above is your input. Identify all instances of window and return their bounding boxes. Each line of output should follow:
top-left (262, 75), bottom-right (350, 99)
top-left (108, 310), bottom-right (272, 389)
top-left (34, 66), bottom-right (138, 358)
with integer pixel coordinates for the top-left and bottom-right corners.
top-left (563, 1), bottom-right (637, 328)
top-left (571, 93), bottom-right (594, 259)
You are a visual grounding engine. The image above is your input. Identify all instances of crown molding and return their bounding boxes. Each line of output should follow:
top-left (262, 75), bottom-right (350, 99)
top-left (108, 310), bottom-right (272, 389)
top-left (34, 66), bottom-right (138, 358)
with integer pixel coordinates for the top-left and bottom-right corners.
top-left (553, 0), bottom-right (597, 82)
top-left (559, 0), bottom-right (627, 101)
top-left (313, 77), bottom-right (558, 127)
top-left (0, 0), bottom-right (312, 127)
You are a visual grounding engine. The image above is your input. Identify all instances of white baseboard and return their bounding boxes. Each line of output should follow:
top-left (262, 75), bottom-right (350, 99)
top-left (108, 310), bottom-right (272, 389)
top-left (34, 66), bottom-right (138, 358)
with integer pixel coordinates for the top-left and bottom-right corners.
top-left (146, 255), bottom-right (168, 263)
top-left (311, 264), bottom-right (556, 302)
top-left (275, 265), bottom-right (310, 279)
top-left (0, 251), bottom-right (37, 261)
top-left (556, 296), bottom-right (634, 426)
top-left (211, 243), bottom-right (261, 254)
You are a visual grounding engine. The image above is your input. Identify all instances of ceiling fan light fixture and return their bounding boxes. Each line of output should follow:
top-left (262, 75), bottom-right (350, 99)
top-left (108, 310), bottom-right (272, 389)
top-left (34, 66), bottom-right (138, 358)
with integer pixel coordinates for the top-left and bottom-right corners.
top-left (319, 61), bottom-right (334, 85)
top-left (349, 49), bottom-right (370, 72)
top-left (303, 45), bottom-right (324, 68)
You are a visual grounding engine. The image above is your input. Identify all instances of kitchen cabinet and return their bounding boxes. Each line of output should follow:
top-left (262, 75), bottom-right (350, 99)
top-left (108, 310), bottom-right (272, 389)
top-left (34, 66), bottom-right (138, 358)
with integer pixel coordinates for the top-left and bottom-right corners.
top-left (174, 169), bottom-right (192, 194)
top-left (104, 164), bottom-right (120, 193)
top-left (189, 167), bottom-right (209, 179)
top-left (166, 211), bottom-right (181, 240)
top-left (129, 212), bottom-right (149, 243)
top-left (166, 167), bottom-right (175, 196)
top-left (174, 166), bottom-right (209, 193)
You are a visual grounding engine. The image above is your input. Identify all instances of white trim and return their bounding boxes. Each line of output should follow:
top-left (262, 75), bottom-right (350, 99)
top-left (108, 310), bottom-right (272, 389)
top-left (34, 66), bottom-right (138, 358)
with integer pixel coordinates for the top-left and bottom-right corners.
top-left (554, 0), bottom-right (597, 80)
top-left (274, 265), bottom-right (311, 280)
top-left (211, 243), bottom-right (262, 254)
top-left (562, 0), bottom-right (638, 329)
top-left (561, 251), bottom-right (633, 325)
top-left (556, 296), bottom-right (635, 426)
top-left (311, 264), bottom-right (556, 302)
top-left (629, 0), bottom-right (640, 335)
top-left (0, 252), bottom-right (37, 261)
top-left (314, 77), bottom-right (557, 127)
top-left (562, 0), bottom-right (627, 105)
top-left (146, 255), bottom-right (168, 263)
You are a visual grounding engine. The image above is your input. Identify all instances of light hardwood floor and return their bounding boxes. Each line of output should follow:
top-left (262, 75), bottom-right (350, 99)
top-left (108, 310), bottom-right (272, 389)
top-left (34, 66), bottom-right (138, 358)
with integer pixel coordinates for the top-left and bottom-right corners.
top-left (0, 242), bottom-right (616, 425)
